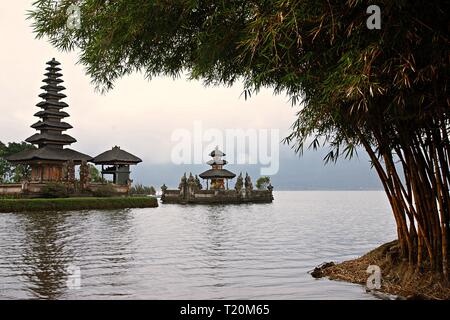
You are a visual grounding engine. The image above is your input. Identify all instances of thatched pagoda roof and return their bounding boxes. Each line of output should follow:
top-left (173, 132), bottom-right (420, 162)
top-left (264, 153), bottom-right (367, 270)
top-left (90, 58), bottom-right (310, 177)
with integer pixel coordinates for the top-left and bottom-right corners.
top-left (206, 159), bottom-right (228, 165)
top-left (5, 146), bottom-right (92, 163)
top-left (25, 58), bottom-right (76, 148)
top-left (25, 133), bottom-right (77, 145)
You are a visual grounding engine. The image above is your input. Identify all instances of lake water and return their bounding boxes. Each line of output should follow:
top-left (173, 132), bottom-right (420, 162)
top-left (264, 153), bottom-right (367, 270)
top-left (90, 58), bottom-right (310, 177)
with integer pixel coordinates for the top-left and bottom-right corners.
top-left (0, 191), bottom-right (397, 300)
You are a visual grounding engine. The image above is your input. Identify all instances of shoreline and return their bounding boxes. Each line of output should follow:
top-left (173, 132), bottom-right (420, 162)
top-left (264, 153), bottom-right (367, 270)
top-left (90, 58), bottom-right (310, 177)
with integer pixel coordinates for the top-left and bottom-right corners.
top-left (0, 196), bottom-right (158, 212)
top-left (312, 240), bottom-right (450, 300)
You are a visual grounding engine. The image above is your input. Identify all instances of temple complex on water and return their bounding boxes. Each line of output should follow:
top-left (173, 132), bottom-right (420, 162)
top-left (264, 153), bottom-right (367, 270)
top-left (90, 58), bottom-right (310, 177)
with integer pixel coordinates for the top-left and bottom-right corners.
top-left (161, 147), bottom-right (274, 204)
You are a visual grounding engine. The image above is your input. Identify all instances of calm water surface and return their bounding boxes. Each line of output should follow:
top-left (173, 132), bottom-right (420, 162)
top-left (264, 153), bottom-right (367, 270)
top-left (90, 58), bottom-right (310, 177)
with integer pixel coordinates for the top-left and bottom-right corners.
top-left (0, 191), bottom-right (396, 299)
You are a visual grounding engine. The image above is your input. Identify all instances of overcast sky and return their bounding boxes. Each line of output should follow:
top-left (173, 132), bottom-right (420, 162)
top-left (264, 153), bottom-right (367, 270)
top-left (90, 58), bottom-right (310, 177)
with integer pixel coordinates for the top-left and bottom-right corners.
top-left (0, 1), bottom-right (382, 189)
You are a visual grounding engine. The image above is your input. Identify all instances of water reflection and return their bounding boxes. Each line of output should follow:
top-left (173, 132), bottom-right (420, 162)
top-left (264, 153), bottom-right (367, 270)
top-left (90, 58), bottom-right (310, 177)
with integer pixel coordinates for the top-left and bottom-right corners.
top-left (66, 209), bottom-right (137, 297)
top-left (17, 212), bottom-right (73, 299)
top-left (205, 205), bottom-right (228, 247)
top-left (203, 206), bottom-right (228, 289)
top-left (11, 209), bottom-right (136, 299)
top-left (0, 192), bottom-right (397, 299)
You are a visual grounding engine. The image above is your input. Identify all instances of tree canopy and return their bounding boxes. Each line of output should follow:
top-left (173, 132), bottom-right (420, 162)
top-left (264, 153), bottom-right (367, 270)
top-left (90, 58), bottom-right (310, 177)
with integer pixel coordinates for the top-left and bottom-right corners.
top-left (0, 142), bottom-right (35, 183)
top-left (256, 176), bottom-right (271, 190)
top-left (88, 164), bottom-right (104, 183)
top-left (30, 0), bottom-right (448, 155)
top-left (30, 1), bottom-right (449, 276)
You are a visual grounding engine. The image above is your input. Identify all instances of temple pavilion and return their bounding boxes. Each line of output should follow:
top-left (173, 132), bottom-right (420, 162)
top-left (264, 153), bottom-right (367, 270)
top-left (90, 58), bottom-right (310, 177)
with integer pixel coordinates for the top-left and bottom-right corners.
top-left (5, 58), bottom-right (92, 181)
top-left (199, 146), bottom-right (236, 189)
top-left (92, 146), bottom-right (142, 185)
top-left (2, 58), bottom-right (142, 196)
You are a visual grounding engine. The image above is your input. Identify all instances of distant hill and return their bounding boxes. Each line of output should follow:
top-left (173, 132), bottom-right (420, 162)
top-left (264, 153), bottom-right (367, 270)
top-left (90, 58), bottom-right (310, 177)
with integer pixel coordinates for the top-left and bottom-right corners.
top-left (131, 147), bottom-right (383, 191)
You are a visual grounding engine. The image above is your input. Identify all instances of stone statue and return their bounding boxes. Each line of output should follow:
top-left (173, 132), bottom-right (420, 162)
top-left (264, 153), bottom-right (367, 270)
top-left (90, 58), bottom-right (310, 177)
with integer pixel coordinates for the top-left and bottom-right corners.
top-left (178, 173), bottom-right (187, 190)
top-left (187, 172), bottom-right (196, 197)
top-left (79, 160), bottom-right (90, 191)
top-left (235, 172), bottom-right (243, 192)
top-left (178, 173), bottom-right (188, 198)
top-left (244, 173), bottom-right (253, 191)
top-left (188, 172), bottom-right (195, 185)
top-left (161, 184), bottom-right (167, 201)
top-left (195, 175), bottom-right (202, 190)
top-left (67, 160), bottom-right (75, 183)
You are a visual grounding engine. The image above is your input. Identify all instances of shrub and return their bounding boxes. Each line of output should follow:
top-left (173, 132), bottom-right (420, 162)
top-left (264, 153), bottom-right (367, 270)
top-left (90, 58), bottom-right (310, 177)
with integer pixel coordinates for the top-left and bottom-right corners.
top-left (91, 184), bottom-right (117, 197)
top-left (256, 176), bottom-right (271, 190)
top-left (41, 182), bottom-right (69, 198)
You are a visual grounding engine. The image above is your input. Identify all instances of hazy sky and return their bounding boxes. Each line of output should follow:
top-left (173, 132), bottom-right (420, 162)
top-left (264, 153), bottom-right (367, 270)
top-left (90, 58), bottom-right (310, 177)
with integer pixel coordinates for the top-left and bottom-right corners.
top-left (0, 1), bottom-right (382, 189)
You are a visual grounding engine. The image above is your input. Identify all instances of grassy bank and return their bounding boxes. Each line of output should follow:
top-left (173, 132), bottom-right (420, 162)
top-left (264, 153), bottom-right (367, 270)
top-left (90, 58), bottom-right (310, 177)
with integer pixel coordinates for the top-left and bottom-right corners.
top-left (0, 196), bottom-right (158, 212)
top-left (314, 240), bottom-right (450, 300)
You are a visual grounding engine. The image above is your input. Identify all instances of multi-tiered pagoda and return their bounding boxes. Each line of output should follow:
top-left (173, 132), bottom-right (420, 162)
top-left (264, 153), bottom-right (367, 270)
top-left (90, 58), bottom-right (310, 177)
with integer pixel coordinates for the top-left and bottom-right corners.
top-left (6, 58), bottom-right (92, 182)
top-left (199, 146), bottom-right (236, 189)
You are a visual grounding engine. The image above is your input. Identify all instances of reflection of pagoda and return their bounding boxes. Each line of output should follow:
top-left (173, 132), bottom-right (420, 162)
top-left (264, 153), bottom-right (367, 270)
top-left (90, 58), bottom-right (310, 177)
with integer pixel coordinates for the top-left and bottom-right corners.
top-left (199, 146), bottom-right (236, 189)
top-left (6, 58), bottom-right (92, 181)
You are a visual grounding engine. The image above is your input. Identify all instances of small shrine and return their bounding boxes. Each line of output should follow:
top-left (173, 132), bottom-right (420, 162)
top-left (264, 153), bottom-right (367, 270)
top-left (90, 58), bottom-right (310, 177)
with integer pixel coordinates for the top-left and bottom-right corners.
top-left (161, 147), bottom-right (274, 204)
top-left (199, 146), bottom-right (236, 189)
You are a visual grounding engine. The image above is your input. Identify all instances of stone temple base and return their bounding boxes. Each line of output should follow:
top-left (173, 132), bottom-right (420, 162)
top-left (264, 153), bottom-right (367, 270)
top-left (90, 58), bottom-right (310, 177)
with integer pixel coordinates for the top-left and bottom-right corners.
top-left (0, 182), bottom-right (130, 197)
top-left (162, 189), bottom-right (273, 204)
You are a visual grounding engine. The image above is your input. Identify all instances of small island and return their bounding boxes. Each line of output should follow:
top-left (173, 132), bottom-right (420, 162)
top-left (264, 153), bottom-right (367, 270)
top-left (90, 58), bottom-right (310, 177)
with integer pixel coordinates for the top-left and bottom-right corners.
top-left (161, 147), bottom-right (273, 204)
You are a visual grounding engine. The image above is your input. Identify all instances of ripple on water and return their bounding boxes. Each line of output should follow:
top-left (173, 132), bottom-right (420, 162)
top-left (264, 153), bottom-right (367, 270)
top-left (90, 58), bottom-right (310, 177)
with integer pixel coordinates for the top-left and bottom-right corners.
top-left (0, 191), bottom-right (396, 299)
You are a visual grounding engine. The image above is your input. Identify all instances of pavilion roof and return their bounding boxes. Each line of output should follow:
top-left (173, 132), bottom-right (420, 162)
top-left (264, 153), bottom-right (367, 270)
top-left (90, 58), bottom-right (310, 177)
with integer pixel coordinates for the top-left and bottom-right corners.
top-left (92, 146), bottom-right (142, 165)
top-left (199, 169), bottom-right (236, 179)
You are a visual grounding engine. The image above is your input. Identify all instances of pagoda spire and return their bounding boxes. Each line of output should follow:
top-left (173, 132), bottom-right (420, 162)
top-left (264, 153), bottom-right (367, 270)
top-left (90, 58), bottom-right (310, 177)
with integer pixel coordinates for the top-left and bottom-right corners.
top-left (207, 146), bottom-right (227, 168)
top-left (26, 58), bottom-right (76, 148)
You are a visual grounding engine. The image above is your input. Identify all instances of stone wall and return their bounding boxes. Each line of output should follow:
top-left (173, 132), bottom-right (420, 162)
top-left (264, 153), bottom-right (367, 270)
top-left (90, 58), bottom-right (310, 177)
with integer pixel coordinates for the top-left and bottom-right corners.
top-left (0, 182), bottom-right (130, 197)
top-left (0, 184), bottom-right (23, 195)
top-left (162, 188), bottom-right (273, 204)
top-left (89, 183), bottom-right (130, 194)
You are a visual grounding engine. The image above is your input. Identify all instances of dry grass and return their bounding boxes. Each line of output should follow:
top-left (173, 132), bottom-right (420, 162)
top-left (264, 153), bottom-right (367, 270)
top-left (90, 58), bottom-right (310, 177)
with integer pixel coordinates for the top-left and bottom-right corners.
top-left (318, 240), bottom-right (450, 300)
